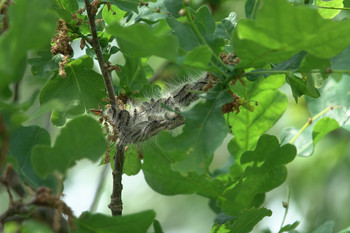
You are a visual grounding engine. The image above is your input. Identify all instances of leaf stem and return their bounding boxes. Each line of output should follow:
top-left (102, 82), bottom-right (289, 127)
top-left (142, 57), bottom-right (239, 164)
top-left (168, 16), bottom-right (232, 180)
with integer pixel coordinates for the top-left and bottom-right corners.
top-left (183, 6), bottom-right (229, 77)
top-left (84, 0), bottom-right (117, 109)
top-left (314, 5), bottom-right (350, 11)
top-left (246, 69), bottom-right (350, 76)
top-left (289, 105), bottom-right (342, 144)
top-left (279, 187), bottom-right (290, 232)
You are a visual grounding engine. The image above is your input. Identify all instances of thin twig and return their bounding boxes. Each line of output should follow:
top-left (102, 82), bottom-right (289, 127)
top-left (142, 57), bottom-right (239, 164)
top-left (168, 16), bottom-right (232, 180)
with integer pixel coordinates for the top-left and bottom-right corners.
top-left (89, 165), bottom-right (109, 212)
top-left (0, 115), bottom-right (9, 170)
top-left (84, 0), bottom-right (117, 109)
top-left (279, 187), bottom-right (290, 232)
top-left (108, 142), bottom-right (125, 216)
top-left (289, 105), bottom-right (342, 144)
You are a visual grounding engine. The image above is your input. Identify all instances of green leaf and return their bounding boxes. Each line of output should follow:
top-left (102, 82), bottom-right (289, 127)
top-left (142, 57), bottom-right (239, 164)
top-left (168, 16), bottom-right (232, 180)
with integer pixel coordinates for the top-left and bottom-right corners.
top-left (281, 117), bottom-right (339, 156)
top-left (182, 45), bottom-right (212, 69)
top-left (20, 220), bottom-right (55, 233)
top-left (124, 147), bottom-right (141, 176)
top-left (156, 83), bottom-right (233, 174)
top-left (245, 51), bottom-right (307, 81)
top-left (245, 0), bottom-right (261, 19)
top-left (228, 76), bottom-right (287, 157)
top-left (109, 0), bottom-right (140, 12)
top-left (102, 4), bottom-right (126, 25)
top-left (281, 76), bottom-right (350, 156)
top-left (153, 220), bottom-right (164, 233)
top-left (235, 0), bottom-right (350, 66)
top-left (214, 12), bottom-right (237, 43)
top-left (337, 226), bottom-right (350, 233)
top-left (311, 221), bottom-right (335, 233)
top-left (0, 0), bottom-right (56, 90)
top-left (28, 51), bottom-right (60, 79)
top-left (285, 75), bottom-right (320, 103)
top-left (55, 0), bottom-right (79, 12)
top-left (331, 45), bottom-right (350, 70)
top-left (167, 17), bottom-right (201, 51)
top-left (106, 22), bottom-right (178, 61)
top-left (138, 0), bottom-right (182, 21)
top-left (211, 208), bottom-right (272, 233)
top-left (221, 135), bottom-right (296, 215)
top-left (316, 0), bottom-right (343, 19)
top-left (118, 56), bottom-right (151, 96)
top-left (195, 6), bottom-right (216, 44)
top-left (31, 116), bottom-right (107, 178)
top-left (9, 126), bottom-right (58, 190)
top-left (73, 210), bottom-right (156, 233)
top-left (280, 221), bottom-right (300, 232)
top-left (233, 36), bottom-right (296, 68)
top-left (142, 141), bottom-right (225, 198)
top-left (39, 57), bottom-right (106, 126)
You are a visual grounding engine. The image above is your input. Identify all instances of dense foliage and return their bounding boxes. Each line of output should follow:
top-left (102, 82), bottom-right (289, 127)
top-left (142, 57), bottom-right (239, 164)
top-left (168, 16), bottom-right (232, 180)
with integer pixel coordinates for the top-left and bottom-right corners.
top-left (1, 0), bottom-right (350, 232)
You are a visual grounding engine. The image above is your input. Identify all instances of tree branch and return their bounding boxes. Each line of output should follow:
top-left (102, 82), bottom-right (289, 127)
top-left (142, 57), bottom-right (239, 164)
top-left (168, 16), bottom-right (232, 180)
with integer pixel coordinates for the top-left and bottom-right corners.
top-left (84, 0), bottom-right (124, 216)
top-left (84, 0), bottom-right (117, 109)
top-left (108, 141), bottom-right (125, 216)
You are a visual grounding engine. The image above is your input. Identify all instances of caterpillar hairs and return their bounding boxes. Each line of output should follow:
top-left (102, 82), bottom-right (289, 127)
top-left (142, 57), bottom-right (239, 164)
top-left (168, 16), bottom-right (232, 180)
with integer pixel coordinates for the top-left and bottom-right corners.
top-left (102, 72), bottom-right (215, 145)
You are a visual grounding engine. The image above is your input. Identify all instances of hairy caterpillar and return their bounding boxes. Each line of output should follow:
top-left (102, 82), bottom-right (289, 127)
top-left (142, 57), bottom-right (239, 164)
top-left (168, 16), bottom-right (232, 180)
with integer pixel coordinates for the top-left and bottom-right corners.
top-left (103, 73), bottom-right (214, 145)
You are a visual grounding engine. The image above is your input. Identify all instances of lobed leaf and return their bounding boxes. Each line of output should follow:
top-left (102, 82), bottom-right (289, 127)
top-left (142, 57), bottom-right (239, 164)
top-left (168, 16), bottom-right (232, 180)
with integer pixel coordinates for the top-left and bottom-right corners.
top-left (39, 57), bottom-right (106, 126)
top-left (9, 126), bottom-right (58, 190)
top-left (234, 0), bottom-right (350, 68)
top-left (220, 135), bottom-right (296, 215)
top-left (142, 141), bottom-right (225, 198)
top-left (211, 208), bottom-right (272, 233)
top-left (31, 116), bottom-right (107, 178)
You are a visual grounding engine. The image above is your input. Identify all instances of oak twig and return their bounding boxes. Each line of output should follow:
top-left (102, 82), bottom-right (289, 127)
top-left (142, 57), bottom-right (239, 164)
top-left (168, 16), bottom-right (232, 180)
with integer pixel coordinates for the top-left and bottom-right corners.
top-left (108, 142), bottom-right (125, 216)
top-left (84, 0), bottom-right (117, 109)
top-left (84, 0), bottom-right (123, 216)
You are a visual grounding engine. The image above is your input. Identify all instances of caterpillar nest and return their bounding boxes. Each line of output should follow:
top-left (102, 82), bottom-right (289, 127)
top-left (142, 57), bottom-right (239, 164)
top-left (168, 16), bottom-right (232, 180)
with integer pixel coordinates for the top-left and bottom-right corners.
top-left (103, 73), bottom-right (215, 145)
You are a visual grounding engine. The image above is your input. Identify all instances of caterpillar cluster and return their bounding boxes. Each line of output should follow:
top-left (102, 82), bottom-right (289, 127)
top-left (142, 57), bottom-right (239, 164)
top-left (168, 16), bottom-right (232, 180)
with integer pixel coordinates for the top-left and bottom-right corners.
top-left (103, 73), bottom-right (214, 145)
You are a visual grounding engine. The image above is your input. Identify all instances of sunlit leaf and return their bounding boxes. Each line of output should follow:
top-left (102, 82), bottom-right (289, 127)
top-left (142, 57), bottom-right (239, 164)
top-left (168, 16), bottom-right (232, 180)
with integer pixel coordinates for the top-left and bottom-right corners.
top-left (102, 4), bottom-right (126, 25)
top-left (228, 76), bottom-right (287, 158)
top-left (316, 0), bottom-right (343, 19)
